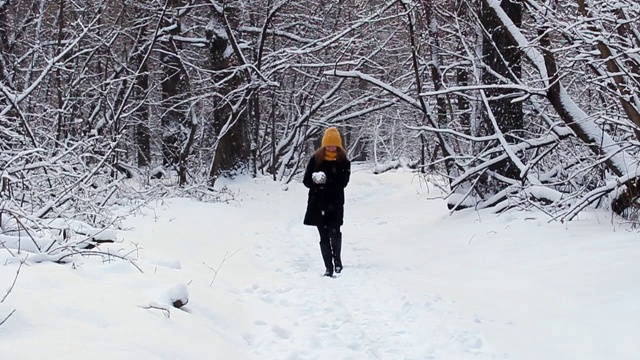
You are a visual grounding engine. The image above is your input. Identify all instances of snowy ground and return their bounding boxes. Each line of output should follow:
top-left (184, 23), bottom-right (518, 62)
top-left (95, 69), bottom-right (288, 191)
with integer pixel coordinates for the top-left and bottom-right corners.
top-left (1, 164), bottom-right (640, 359)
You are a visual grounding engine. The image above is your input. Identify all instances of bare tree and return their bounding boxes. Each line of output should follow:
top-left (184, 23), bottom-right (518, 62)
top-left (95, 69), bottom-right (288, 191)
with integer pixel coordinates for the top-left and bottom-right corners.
top-left (2, 0), bottom-right (638, 223)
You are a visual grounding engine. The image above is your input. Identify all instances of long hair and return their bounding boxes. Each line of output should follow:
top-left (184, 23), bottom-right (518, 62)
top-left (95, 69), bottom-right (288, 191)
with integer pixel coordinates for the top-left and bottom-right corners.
top-left (313, 147), bottom-right (348, 169)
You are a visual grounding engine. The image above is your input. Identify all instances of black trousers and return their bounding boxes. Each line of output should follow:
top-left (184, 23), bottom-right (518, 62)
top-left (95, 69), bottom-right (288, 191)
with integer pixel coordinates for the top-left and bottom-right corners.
top-left (317, 225), bottom-right (342, 270)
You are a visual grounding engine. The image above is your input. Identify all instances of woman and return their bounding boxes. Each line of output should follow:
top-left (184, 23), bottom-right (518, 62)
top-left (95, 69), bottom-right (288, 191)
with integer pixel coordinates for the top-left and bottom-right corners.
top-left (303, 127), bottom-right (351, 277)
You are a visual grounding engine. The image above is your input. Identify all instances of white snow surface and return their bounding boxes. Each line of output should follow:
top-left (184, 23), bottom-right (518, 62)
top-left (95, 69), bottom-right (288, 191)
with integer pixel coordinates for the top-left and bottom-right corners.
top-left (1, 165), bottom-right (640, 359)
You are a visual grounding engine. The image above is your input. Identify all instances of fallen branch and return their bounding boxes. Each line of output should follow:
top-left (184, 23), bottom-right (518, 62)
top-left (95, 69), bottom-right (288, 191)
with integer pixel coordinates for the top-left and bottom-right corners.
top-left (373, 159), bottom-right (420, 175)
top-left (138, 303), bottom-right (171, 318)
top-left (55, 250), bottom-right (144, 273)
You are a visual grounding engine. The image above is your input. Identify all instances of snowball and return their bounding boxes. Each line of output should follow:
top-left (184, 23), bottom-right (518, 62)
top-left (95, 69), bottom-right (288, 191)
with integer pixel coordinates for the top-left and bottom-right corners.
top-left (312, 172), bottom-right (326, 184)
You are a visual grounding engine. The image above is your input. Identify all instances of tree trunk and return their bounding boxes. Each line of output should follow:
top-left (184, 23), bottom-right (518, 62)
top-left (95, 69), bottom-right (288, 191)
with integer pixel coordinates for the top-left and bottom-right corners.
top-left (55, 0), bottom-right (66, 143)
top-left (131, 3), bottom-right (151, 168)
top-left (454, 0), bottom-right (471, 135)
top-left (206, 4), bottom-right (250, 186)
top-left (135, 47), bottom-right (151, 167)
top-left (178, 110), bottom-right (198, 186)
top-left (422, 0), bottom-right (447, 129)
top-left (480, 0), bottom-right (523, 182)
top-left (0, 1), bottom-right (10, 88)
top-left (249, 91), bottom-right (260, 178)
top-left (418, 0), bottom-right (456, 178)
top-left (159, 0), bottom-right (190, 168)
top-left (0, 0), bottom-right (17, 128)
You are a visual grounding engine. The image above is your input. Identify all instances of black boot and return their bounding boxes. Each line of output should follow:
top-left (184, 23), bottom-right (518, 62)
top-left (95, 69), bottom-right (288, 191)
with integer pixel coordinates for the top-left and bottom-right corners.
top-left (334, 261), bottom-right (342, 274)
top-left (320, 242), bottom-right (334, 276)
top-left (332, 231), bottom-right (343, 273)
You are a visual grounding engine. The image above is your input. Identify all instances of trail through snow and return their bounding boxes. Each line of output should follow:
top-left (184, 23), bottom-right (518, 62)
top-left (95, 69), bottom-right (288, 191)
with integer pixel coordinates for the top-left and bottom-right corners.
top-left (1, 165), bottom-right (639, 359)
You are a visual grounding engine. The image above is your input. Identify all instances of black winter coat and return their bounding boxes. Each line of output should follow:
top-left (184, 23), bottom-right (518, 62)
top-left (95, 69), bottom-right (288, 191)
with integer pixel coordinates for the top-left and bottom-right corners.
top-left (303, 151), bottom-right (351, 227)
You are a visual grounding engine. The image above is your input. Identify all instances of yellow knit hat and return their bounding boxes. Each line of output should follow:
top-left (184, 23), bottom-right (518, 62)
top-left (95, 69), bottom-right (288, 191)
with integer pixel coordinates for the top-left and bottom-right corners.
top-left (321, 127), bottom-right (343, 149)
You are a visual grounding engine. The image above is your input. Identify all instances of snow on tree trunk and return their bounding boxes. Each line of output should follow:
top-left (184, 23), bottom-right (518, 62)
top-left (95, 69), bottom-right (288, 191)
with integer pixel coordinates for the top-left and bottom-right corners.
top-left (479, 0), bottom-right (524, 185)
top-left (206, 7), bottom-right (251, 186)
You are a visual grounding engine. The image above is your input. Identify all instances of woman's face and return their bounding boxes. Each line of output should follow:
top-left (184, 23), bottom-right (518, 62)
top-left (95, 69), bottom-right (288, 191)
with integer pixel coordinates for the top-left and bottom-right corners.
top-left (326, 146), bottom-right (337, 152)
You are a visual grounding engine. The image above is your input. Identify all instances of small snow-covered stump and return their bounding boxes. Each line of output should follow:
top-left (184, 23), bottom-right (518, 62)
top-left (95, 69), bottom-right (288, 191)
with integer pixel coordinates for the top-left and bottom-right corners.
top-left (140, 283), bottom-right (190, 318)
top-left (167, 283), bottom-right (189, 309)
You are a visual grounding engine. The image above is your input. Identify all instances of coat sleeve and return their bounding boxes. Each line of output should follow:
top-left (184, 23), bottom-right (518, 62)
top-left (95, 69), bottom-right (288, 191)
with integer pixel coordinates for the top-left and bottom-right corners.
top-left (302, 156), bottom-right (316, 189)
top-left (341, 160), bottom-right (351, 188)
top-left (325, 159), bottom-right (351, 188)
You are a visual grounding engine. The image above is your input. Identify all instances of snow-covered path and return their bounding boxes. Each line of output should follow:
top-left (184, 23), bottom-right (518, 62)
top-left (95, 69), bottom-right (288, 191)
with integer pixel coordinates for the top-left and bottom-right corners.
top-left (124, 169), bottom-right (470, 359)
top-left (1, 166), bottom-right (640, 359)
top-left (227, 172), bottom-right (474, 360)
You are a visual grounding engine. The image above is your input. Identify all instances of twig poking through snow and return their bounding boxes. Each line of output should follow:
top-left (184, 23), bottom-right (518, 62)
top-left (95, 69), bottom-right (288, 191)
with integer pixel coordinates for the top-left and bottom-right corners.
top-left (0, 239), bottom-right (16, 257)
top-left (1, 259), bottom-right (24, 303)
top-left (204, 248), bottom-right (243, 287)
top-left (0, 309), bottom-right (16, 326)
top-left (0, 259), bottom-right (23, 328)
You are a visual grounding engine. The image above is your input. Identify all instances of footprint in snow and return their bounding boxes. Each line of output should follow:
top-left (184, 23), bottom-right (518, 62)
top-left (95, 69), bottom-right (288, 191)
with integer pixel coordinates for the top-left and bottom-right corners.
top-left (276, 286), bottom-right (294, 294)
top-left (271, 325), bottom-right (291, 340)
top-left (243, 284), bottom-right (260, 294)
top-left (242, 333), bottom-right (258, 348)
top-left (454, 330), bottom-right (484, 353)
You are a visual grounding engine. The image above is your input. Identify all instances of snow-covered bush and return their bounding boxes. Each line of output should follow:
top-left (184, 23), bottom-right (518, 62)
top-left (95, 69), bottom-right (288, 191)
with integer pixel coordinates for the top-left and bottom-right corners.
top-left (0, 129), bottom-right (154, 265)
